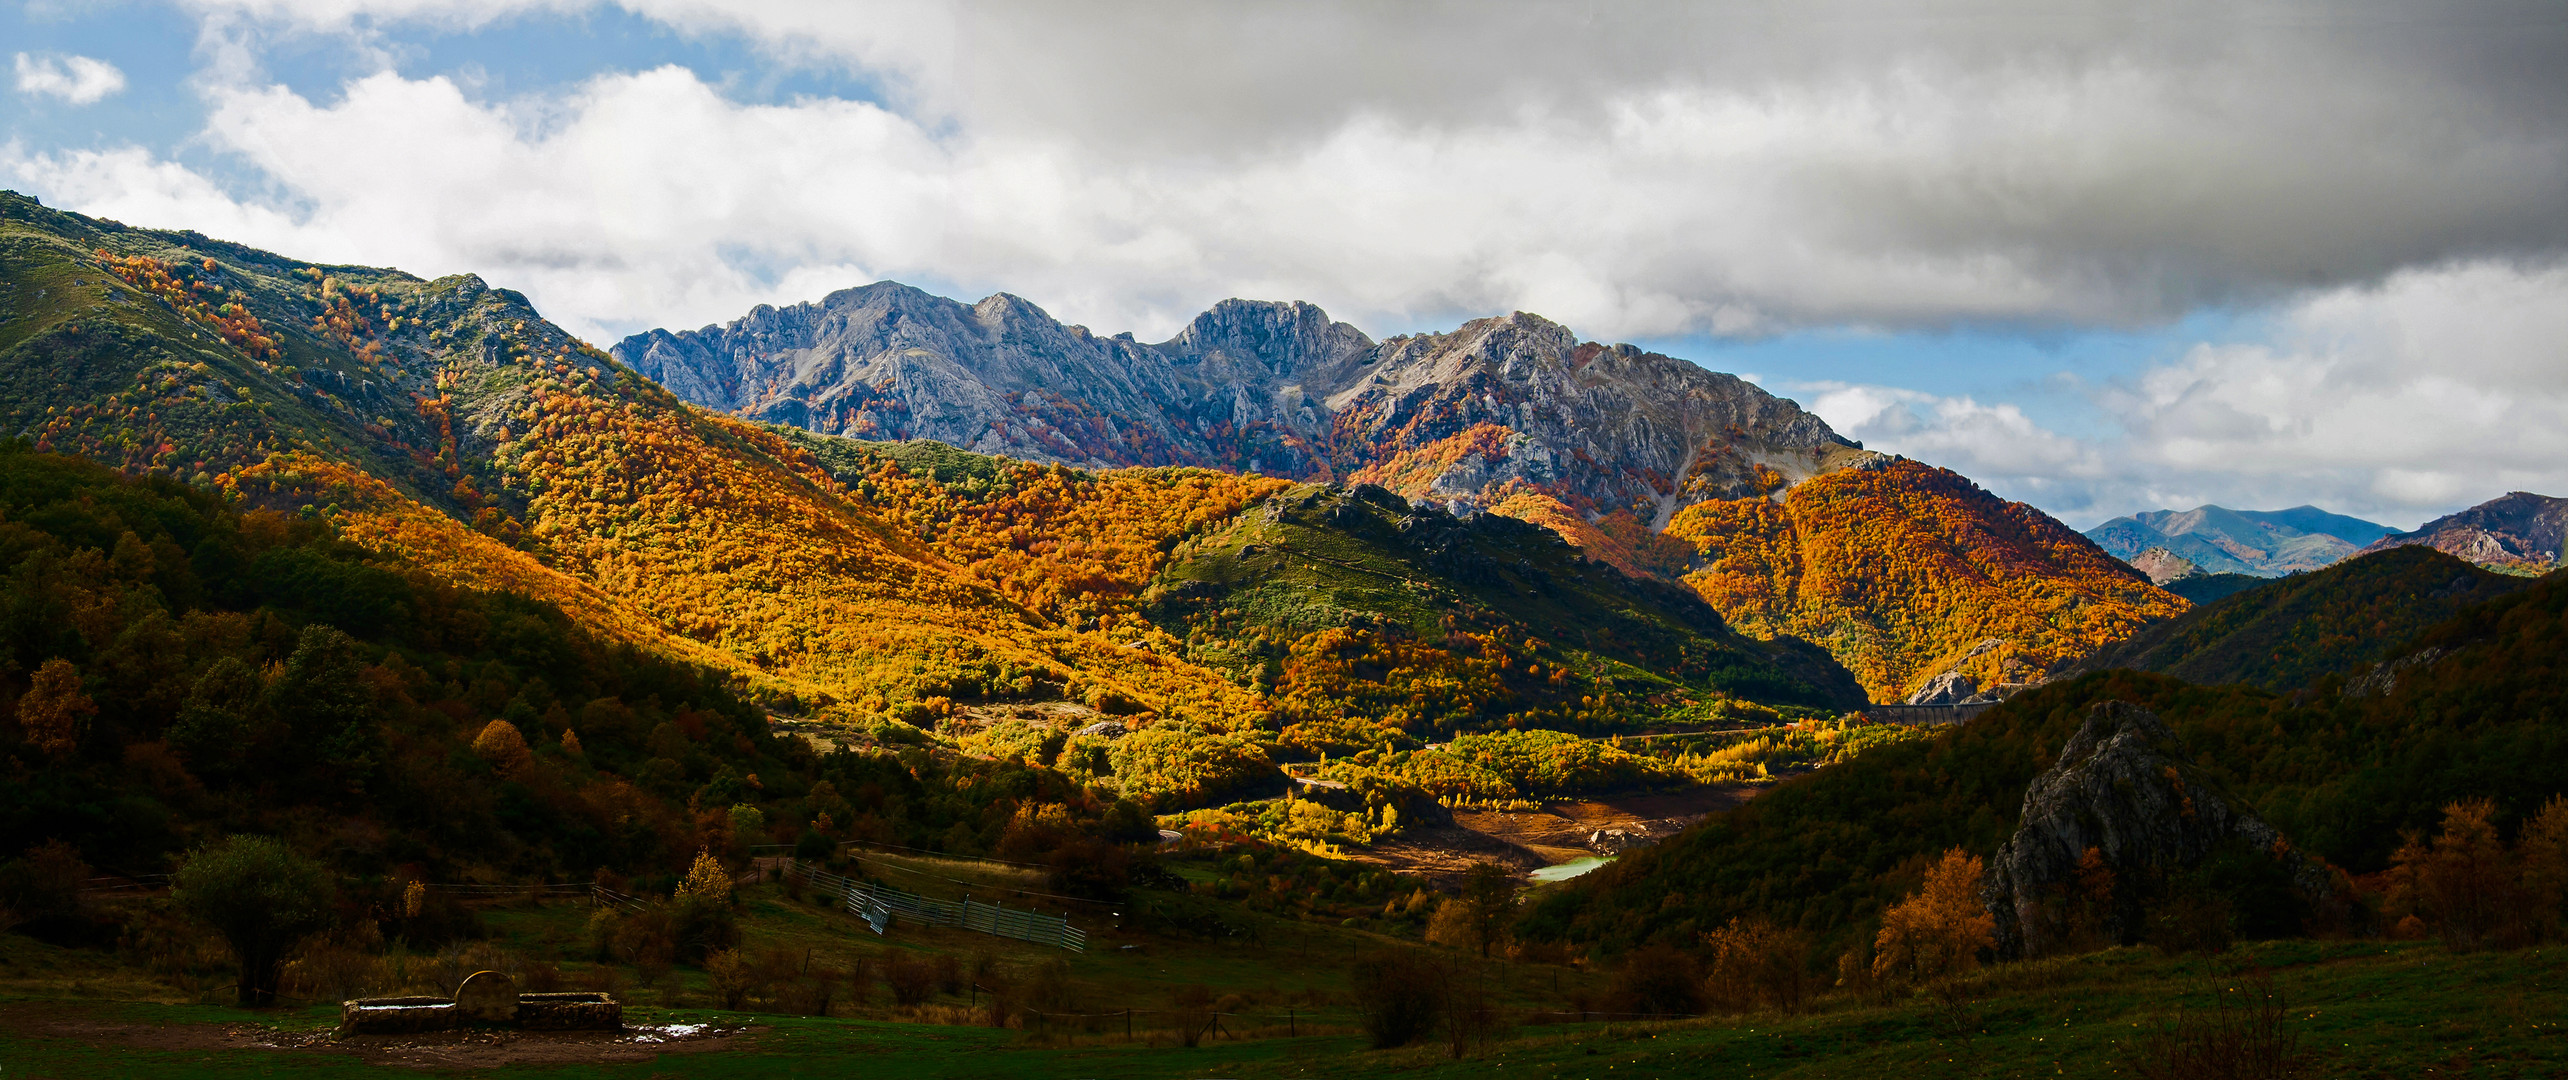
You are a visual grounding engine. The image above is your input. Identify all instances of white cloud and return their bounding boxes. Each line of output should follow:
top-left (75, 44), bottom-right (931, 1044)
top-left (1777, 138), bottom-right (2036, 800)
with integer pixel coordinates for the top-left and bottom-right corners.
top-left (36, 0), bottom-right (2548, 343)
top-left (1798, 261), bottom-right (2568, 529)
top-left (3, 3), bottom-right (2563, 532)
top-left (13, 53), bottom-right (127, 105)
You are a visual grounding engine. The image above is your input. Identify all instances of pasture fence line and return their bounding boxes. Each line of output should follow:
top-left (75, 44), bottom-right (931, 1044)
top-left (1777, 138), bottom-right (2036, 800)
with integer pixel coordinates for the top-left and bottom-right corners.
top-left (785, 859), bottom-right (1085, 952)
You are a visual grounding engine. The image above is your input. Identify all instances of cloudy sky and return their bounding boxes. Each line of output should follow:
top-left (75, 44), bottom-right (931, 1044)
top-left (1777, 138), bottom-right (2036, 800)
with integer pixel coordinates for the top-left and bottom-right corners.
top-left (6, 1), bottom-right (2565, 529)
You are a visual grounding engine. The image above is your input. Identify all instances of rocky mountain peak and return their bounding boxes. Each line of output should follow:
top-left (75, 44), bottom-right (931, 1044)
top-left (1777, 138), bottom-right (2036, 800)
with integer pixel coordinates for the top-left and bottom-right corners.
top-left (2360, 490), bottom-right (2568, 572)
top-left (1169, 298), bottom-right (1366, 356)
top-left (612, 283), bottom-right (1860, 523)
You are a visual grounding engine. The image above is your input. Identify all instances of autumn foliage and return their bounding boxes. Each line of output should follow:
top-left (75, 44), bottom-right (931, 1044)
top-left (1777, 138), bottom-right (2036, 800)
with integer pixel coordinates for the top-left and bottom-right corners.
top-left (1872, 848), bottom-right (1997, 985)
top-left (1669, 460), bottom-right (2184, 700)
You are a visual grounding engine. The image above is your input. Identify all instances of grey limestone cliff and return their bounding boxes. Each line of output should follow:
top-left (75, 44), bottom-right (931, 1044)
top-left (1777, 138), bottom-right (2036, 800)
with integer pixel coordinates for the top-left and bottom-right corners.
top-left (1982, 701), bottom-right (2337, 959)
top-left (613, 283), bottom-right (1865, 524)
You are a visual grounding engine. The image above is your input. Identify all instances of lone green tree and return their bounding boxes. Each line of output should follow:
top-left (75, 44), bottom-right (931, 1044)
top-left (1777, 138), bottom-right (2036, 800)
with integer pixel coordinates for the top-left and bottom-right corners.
top-left (171, 836), bottom-right (335, 1006)
top-left (1459, 862), bottom-right (1516, 958)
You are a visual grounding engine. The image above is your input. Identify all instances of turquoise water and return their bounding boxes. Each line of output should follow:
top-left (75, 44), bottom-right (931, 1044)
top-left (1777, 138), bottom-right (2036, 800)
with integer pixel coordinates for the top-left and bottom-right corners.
top-left (1527, 855), bottom-right (1615, 882)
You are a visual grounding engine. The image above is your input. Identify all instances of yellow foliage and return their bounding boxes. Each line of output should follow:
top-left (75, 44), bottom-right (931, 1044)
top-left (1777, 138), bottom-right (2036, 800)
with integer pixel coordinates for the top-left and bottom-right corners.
top-left (469, 719), bottom-right (532, 775)
top-left (16, 657), bottom-right (93, 758)
top-left (1872, 848), bottom-right (1996, 985)
top-left (1485, 487), bottom-right (1694, 580)
top-left (1667, 460), bottom-right (2184, 700)
top-left (676, 848), bottom-right (732, 905)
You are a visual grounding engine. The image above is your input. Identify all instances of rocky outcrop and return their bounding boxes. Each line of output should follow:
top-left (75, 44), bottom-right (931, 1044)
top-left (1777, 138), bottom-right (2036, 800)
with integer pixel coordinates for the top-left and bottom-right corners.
top-left (1981, 701), bottom-right (2336, 959)
top-left (1904, 670), bottom-right (1977, 706)
top-left (2126, 546), bottom-right (2200, 586)
top-left (613, 284), bottom-right (1862, 524)
top-left (2358, 491), bottom-right (2568, 572)
top-left (1901, 638), bottom-right (2044, 705)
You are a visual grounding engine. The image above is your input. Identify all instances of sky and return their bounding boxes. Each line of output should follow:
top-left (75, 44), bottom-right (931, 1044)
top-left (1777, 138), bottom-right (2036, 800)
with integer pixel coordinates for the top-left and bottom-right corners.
top-left (5, 1), bottom-right (2566, 530)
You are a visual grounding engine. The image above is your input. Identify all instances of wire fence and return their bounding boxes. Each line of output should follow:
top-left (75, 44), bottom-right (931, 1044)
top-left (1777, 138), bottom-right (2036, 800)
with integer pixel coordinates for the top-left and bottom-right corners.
top-left (786, 860), bottom-right (1085, 952)
top-left (590, 883), bottom-right (651, 912)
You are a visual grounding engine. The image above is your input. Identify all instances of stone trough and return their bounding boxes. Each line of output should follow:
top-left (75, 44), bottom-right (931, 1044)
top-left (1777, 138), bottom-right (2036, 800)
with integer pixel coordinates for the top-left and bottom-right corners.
top-left (338, 971), bottom-right (621, 1037)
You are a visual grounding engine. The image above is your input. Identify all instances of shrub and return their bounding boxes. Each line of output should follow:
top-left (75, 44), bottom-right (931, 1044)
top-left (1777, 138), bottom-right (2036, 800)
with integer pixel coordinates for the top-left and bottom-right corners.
top-left (613, 907), bottom-right (676, 986)
top-left (2122, 973), bottom-right (2302, 1080)
top-left (1703, 916), bottom-right (1811, 1013)
top-left (1171, 983), bottom-right (1215, 1047)
top-left (886, 956), bottom-right (937, 1005)
top-left (2391, 799), bottom-right (2522, 951)
top-left (470, 719), bottom-right (531, 774)
top-left (170, 835), bottom-right (336, 1007)
top-left (1351, 950), bottom-right (1447, 1049)
top-left (1045, 837), bottom-right (1131, 901)
top-left (676, 848), bottom-right (734, 906)
top-left (1872, 848), bottom-right (1995, 986)
top-left (670, 894), bottom-right (740, 963)
top-left (0, 840), bottom-right (91, 934)
top-left (16, 658), bottom-right (94, 758)
top-left (1442, 974), bottom-right (1504, 1059)
top-left (281, 932), bottom-right (383, 1003)
top-left (1605, 943), bottom-right (1704, 1017)
top-left (705, 948), bottom-right (754, 1010)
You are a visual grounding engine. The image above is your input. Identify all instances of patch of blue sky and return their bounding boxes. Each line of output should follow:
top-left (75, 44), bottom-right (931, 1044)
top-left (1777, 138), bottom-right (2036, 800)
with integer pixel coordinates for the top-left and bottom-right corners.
top-left (256, 4), bottom-right (898, 114)
top-left (4, 1), bottom-right (903, 214)
top-left (2, 1), bottom-right (203, 155)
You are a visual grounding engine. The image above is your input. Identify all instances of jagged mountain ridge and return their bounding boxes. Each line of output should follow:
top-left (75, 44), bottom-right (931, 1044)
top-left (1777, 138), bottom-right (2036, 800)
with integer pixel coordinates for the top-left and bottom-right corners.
top-left (2358, 491), bottom-right (2568, 573)
top-left (2085, 504), bottom-right (2393, 578)
top-left (613, 283), bottom-right (1866, 526)
top-left (0, 191), bottom-right (1864, 751)
top-left (628, 281), bottom-right (2183, 702)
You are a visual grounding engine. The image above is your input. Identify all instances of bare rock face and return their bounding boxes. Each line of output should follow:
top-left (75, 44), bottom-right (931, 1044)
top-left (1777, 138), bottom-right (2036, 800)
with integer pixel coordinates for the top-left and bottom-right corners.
top-left (2126, 546), bottom-right (2201, 586)
top-left (1981, 701), bottom-right (2334, 959)
top-left (1904, 670), bottom-right (1977, 706)
top-left (2358, 491), bottom-right (2568, 572)
top-left (613, 284), bottom-right (1862, 523)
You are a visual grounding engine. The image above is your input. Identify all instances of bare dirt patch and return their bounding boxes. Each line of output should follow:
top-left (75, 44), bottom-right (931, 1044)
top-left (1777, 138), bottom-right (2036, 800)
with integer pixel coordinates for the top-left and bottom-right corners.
top-left (0, 1004), bottom-right (756, 1069)
top-left (300, 1022), bottom-right (757, 1068)
top-left (1340, 782), bottom-right (1771, 880)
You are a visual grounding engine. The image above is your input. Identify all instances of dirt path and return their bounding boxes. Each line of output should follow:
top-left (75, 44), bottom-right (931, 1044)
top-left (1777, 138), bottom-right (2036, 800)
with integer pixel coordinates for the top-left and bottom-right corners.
top-left (0, 1003), bottom-right (756, 1068)
top-left (1340, 782), bottom-right (1767, 881)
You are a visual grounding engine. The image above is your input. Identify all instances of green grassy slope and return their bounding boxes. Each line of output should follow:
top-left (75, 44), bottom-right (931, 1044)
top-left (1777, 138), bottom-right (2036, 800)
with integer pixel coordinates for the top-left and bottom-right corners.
top-left (1147, 482), bottom-right (1869, 723)
top-left (1, 926), bottom-right (2557, 1078)
top-left (2071, 546), bottom-right (2533, 690)
top-left (773, 434), bottom-right (1872, 727)
top-left (0, 190), bottom-right (578, 527)
top-left (2161, 571), bottom-right (2266, 604)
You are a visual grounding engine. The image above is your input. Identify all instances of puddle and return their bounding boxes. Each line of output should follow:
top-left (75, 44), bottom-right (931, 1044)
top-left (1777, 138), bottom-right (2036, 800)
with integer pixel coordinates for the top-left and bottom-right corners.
top-left (1528, 855), bottom-right (1615, 882)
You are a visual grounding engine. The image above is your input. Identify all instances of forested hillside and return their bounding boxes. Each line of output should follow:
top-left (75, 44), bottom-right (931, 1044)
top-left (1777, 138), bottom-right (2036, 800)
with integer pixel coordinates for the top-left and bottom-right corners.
top-left (623, 279), bottom-right (2199, 705)
top-left (1527, 563), bottom-right (2568, 957)
top-left (2069, 546), bottom-right (2530, 690)
top-left (1666, 457), bottom-right (2185, 700)
top-left (0, 193), bottom-right (1875, 870)
top-left (0, 192), bottom-right (1276, 734)
top-left (1144, 481), bottom-right (1866, 739)
top-left (0, 444), bottom-right (1171, 885)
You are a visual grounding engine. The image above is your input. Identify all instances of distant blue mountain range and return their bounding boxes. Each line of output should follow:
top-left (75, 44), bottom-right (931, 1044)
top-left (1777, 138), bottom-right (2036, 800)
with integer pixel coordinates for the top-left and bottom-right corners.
top-left (2085, 505), bottom-right (2396, 580)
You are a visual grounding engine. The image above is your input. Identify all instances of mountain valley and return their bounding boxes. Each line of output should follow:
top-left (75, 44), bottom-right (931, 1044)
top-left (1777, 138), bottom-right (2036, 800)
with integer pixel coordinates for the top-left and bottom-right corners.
top-left (628, 283), bottom-right (2182, 700)
top-left (3, 189), bottom-right (2566, 1079)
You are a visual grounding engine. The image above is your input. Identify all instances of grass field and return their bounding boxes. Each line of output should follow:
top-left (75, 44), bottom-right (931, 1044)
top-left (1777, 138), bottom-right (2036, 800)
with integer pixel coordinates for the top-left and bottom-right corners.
top-left (2, 857), bottom-right (2563, 1079)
